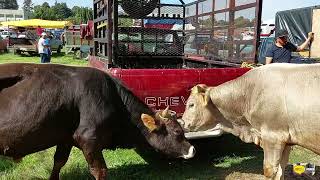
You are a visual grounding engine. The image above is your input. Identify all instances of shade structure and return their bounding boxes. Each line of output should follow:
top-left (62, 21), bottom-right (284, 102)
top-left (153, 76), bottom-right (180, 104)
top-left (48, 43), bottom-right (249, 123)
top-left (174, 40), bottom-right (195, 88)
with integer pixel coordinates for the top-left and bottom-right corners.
top-left (0, 19), bottom-right (73, 28)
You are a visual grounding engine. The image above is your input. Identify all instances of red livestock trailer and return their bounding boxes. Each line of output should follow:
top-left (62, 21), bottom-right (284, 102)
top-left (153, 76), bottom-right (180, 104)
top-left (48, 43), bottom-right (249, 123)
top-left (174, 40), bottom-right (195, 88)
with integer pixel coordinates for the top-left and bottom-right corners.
top-left (89, 0), bottom-right (263, 138)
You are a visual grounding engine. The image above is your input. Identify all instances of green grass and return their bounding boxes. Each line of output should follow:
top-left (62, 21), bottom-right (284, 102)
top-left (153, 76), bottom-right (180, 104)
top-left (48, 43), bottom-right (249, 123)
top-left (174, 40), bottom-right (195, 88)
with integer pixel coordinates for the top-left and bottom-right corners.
top-left (2, 134), bottom-right (319, 180)
top-left (0, 53), bottom-right (320, 179)
top-left (0, 135), bottom-right (265, 180)
top-left (0, 52), bottom-right (88, 66)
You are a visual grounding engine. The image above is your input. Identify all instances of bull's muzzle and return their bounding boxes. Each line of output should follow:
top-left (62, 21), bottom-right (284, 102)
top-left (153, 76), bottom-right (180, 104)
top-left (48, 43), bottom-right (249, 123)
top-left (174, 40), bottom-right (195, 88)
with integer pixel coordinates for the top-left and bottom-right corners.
top-left (181, 146), bottom-right (196, 159)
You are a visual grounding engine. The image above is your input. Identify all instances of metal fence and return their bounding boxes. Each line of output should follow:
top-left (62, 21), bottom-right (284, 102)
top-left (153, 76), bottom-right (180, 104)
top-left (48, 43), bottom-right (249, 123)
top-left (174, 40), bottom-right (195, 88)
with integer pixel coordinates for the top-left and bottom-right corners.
top-left (93, 0), bottom-right (262, 66)
top-left (184, 0), bottom-right (261, 63)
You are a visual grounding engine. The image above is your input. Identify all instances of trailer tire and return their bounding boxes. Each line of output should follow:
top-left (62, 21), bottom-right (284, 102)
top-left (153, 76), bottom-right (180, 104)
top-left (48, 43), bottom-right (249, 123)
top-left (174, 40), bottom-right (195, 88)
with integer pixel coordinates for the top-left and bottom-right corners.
top-left (15, 49), bottom-right (21, 55)
top-left (57, 46), bottom-right (62, 54)
top-left (73, 49), bottom-right (81, 59)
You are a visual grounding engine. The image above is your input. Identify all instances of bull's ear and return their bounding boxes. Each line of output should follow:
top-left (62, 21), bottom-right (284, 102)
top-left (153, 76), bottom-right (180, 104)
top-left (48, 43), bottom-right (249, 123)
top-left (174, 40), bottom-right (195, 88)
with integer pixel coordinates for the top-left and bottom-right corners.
top-left (191, 84), bottom-right (208, 94)
top-left (141, 114), bottom-right (158, 132)
top-left (203, 94), bottom-right (210, 106)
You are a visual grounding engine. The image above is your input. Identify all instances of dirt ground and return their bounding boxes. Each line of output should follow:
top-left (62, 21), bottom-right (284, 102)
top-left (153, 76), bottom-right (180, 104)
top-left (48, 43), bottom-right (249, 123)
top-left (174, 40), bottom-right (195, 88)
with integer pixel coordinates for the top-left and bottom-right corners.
top-left (192, 137), bottom-right (320, 180)
top-left (225, 165), bottom-right (320, 180)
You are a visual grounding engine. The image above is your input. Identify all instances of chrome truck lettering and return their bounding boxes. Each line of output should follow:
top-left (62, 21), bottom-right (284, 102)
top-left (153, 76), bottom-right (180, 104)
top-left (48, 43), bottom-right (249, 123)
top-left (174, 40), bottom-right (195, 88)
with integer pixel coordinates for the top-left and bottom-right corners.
top-left (145, 96), bottom-right (187, 107)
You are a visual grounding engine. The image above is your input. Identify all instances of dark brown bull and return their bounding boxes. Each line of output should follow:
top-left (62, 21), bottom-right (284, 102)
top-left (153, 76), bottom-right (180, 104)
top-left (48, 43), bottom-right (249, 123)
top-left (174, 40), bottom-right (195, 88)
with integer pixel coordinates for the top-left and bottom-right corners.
top-left (0, 63), bottom-right (195, 180)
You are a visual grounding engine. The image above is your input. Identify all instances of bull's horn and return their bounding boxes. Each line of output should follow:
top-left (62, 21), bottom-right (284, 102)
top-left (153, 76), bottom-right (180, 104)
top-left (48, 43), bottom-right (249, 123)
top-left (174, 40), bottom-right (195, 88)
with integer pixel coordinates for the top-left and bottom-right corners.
top-left (162, 106), bottom-right (170, 118)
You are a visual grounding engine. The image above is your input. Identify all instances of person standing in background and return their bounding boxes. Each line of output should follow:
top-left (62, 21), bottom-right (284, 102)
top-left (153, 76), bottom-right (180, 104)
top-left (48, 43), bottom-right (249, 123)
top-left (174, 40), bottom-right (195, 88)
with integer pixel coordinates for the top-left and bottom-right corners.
top-left (44, 33), bottom-right (52, 63)
top-left (265, 29), bottom-right (314, 64)
top-left (38, 32), bottom-right (48, 63)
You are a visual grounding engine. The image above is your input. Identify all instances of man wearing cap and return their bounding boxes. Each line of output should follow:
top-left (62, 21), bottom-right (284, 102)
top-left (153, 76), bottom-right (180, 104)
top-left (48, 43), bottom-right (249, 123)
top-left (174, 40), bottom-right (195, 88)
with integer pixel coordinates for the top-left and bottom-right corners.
top-left (38, 32), bottom-right (49, 63)
top-left (265, 29), bottom-right (314, 64)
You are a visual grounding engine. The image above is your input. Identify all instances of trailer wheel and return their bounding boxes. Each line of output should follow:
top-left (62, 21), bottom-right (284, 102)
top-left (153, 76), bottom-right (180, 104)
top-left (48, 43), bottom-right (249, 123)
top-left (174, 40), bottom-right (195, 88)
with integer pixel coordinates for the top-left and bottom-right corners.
top-left (57, 45), bottom-right (62, 54)
top-left (73, 49), bottom-right (81, 59)
top-left (82, 52), bottom-right (89, 60)
top-left (14, 49), bottom-right (21, 55)
top-left (28, 51), bottom-right (37, 56)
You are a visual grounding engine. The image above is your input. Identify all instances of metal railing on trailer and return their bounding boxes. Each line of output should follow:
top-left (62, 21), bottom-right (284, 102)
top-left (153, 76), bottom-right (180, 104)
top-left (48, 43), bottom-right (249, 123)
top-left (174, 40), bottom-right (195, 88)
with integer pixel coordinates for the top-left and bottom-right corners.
top-left (64, 24), bottom-right (94, 59)
top-left (92, 0), bottom-right (263, 68)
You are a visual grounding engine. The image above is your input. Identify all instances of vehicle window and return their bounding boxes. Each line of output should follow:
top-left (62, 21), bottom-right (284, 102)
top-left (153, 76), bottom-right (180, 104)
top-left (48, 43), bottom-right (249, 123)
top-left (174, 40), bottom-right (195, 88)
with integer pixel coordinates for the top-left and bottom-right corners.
top-left (186, 35), bottom-right (195, 43)
top-left (144, 34), bottom-right (156, 40)
top-left (119, 32), bottom-right (141, 41)
top-left (164, 34), bottom-right (173, 42)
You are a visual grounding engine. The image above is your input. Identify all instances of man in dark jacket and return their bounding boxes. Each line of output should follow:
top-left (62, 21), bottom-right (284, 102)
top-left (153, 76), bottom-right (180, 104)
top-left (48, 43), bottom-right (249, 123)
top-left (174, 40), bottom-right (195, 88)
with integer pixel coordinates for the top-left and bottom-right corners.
top-left (265, 29), bottom-right (314, 64)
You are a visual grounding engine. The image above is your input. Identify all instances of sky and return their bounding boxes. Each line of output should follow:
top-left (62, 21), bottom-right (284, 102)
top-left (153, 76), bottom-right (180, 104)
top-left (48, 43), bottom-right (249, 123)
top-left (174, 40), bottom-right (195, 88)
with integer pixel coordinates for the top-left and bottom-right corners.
top-left (17, 0), bottom-right (320, 22)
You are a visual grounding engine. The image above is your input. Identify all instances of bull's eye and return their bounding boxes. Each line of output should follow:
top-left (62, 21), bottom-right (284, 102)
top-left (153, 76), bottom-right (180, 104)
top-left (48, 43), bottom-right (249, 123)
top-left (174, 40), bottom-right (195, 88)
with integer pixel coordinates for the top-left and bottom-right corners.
top-left (188, 103), bottom-right (194, 108)
top-left (174, 130), bottom-right (182, 136)
top-left (174, 131), bottom-right (184, 141)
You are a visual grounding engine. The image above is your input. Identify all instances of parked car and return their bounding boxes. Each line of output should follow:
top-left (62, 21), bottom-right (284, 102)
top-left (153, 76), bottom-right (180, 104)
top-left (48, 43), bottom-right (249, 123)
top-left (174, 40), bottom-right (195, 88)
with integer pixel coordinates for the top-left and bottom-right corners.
top-left (49, 35), bottom-right (64, 53)
top-left (260, 23), bottom-right (275, 37)
top-left (9, 36), bottom-right (63, 55)
top-left (50, 30), bottom-right (64, 41)
top-left (0, 31), bottom-right (17, 39)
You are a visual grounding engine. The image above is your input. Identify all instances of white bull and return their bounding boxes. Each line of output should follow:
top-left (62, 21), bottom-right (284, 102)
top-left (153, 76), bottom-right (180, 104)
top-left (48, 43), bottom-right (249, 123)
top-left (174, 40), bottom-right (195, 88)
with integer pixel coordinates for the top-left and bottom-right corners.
top-left (182, 63), bottom-right (320, 180)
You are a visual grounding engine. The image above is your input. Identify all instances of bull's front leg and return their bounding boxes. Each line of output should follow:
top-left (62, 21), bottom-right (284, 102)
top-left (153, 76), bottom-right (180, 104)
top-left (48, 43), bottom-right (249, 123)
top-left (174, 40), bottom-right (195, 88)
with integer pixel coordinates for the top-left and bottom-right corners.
top-left (74, 132), bottom-right (107, 180)
top-left (262, 139), bottom-right (287, 180)
top-left (82, 148), bottom-right (107, 180)
top-left (275, 145), bottom-right (291, 180)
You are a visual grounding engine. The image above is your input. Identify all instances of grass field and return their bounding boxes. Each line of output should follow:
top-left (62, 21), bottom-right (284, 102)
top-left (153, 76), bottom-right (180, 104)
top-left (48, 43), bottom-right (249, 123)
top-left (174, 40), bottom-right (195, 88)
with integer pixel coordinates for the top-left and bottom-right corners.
top-left (0, 53), bottom-right (320, 179)
top-left (0, 52), bottom-right (88, 66)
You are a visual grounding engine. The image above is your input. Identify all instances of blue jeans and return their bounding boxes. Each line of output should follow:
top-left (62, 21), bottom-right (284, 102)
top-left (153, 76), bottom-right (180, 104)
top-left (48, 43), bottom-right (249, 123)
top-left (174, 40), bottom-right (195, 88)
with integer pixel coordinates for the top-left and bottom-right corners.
top-left (40, 53), bottom-right (48, 63)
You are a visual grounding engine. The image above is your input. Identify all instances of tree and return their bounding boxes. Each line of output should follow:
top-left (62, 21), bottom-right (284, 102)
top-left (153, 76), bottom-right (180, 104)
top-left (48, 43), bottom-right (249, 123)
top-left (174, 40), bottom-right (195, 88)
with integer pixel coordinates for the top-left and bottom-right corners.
top-left (0, 0), bottom-right (19, 9)
top-left (23, 0), bottom-right (33, 19)
top-left (32, 3), bottom-right (55, 20)
top-left (31, 2), bottom-right (65, 20)
top-left (68, 6), bottom-right (93, 24)
top-left (29, 2), bottom-right (92, 24)
top-left (52, 2), bottom-right (72, 20)
top-left (234, 16), bottom-right (253, 28)
top-left (0, 0), bottom-right (5, 9)
top-left (119, 18), bottom-right (133, 27)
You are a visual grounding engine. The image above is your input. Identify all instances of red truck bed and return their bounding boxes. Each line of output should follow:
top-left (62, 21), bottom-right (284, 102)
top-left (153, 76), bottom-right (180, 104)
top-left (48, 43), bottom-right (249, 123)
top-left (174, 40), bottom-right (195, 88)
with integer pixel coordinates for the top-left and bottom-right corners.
top-left (90, 59), bottom-right (250, 116)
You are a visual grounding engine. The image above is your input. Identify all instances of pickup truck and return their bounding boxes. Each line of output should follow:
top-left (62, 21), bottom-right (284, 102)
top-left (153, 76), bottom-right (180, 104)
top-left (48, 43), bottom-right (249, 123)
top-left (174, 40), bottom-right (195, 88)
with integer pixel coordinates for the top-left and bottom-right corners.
top-left (90, 0), bottom-right (261, 139)
top-left (89, 58), bottom-right (250, 139)
top-left (9, 36), bottom-right (63, 55)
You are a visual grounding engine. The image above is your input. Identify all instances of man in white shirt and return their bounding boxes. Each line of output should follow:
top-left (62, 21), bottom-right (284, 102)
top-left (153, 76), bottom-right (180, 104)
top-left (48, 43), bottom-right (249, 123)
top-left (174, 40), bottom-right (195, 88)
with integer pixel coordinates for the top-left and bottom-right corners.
top-left (38, 32), bottom-right (48, 63)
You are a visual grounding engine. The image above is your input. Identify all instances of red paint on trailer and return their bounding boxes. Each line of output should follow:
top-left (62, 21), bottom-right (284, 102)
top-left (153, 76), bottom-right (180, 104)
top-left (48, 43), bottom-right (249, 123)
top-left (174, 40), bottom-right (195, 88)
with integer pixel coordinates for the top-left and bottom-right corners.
top-left (89, 57), bottom-right (250, 116)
